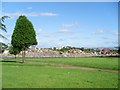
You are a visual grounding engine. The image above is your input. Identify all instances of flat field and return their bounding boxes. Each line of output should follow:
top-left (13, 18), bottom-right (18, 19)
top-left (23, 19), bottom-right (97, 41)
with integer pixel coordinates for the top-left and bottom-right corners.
top-left (2, 57), bottom-right (119, 88)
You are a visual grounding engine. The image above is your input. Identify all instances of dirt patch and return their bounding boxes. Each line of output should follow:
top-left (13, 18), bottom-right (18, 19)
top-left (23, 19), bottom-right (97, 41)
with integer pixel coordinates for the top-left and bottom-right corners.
top-left (24, 61), bottom-right (119, 73)
top-left (54, 65), bottom-right (119, 73)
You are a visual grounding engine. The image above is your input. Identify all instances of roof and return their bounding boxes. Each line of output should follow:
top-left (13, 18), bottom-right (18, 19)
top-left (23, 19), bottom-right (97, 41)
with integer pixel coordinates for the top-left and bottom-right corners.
top-left (102, 49), bottom-right (109, 52)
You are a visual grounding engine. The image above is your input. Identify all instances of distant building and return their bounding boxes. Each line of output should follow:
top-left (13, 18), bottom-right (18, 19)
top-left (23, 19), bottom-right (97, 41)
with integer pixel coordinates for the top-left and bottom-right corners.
top-left (101, 49), bottom-right (110, 55)
top-left (102, 49), bottom-right (110, 53)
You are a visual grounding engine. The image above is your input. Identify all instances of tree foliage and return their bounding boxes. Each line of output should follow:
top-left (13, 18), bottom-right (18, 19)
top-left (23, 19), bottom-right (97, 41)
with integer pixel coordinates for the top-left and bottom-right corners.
top-left (11, 15), bottom-right (37, 62)
top-left (0, 16), bottom-right (9, 39)
top-left (9, 46), bottom-right (21, 58)
top-left (118, 46), bottom-right (120, 55)
top-left (0, 42), bottom-right (8, 53)
top-left (0, 16), bottom-right (9, 53)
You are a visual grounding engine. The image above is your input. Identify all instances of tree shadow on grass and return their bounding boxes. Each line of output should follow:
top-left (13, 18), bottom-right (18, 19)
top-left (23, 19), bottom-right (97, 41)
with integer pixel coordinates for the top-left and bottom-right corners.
top-left (0, 58), bottom-right (17, 62)
top-left (92, 56), bottom-right (120, 58)
top-left (0, 60), bottom-right (17, 62)
top-left (1, 58), bottom-right (45, 67)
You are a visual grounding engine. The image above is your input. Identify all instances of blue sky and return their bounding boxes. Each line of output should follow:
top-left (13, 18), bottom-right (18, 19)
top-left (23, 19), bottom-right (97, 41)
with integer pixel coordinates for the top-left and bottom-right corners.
top-left (1, 2), bottom-right (118, 48)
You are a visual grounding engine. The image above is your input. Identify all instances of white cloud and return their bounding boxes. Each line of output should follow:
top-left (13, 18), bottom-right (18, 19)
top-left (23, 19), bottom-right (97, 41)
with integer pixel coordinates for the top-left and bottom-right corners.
top-left (40, 12), bottom-right (58, 16)
top-left (36, 28), bottom-right (42, 34)
top-left (103, 37), bottom-right (118, 45)
top-left (92, 29), bottom-right (104, 35)
top-left (1, 12), bottom-right (58, 18)
top-left (59, 38), bottom-right (64, 41)
top-left (27, 7), bottom-right (32, 10)
top-left (62, 22), bottom-right (80, 28)
top-left (58, 29), bottom-right (74, 33)
top-left (112, 31), bottom-right (119, 35)
top-left (112, 38), bottom-right (118, 43)
top-left (35, 28), bottom-right (42, 43)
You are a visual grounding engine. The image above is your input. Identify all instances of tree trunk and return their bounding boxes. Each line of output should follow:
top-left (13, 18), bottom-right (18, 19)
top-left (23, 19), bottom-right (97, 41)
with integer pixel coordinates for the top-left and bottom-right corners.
top-left (22, 50), bottom-right (26, 63)
top-left (23, 50), bottom-right (25, 62)
top-left (21, 51), bottom-right (24, 63)
top-left (15, 55), bottom-right (16, 59)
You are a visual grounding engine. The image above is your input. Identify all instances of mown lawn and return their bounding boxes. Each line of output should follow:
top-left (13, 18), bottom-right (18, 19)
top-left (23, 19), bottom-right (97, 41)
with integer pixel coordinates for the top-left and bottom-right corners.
top-left (10, 57), bottom-right (118, 70)
top-left (2, 57), bottom-right (119, 88)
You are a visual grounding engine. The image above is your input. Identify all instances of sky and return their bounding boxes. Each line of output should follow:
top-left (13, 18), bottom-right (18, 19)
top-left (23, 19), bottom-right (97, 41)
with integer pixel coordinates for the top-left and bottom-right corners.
top-left (1, 0), bottom-right (120, 2)
top-left (0, 2), bottom-right (118, 48)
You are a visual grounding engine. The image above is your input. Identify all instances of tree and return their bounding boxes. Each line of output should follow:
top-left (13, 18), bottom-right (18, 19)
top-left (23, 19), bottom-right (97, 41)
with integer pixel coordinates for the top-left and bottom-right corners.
top-left (79, 47), bottom-right (84, 51)
top-left (9, 46), bottom-right (21, 58)
top-left (115, 46), bottom-right (120, 55)
top-left (0, 16), bottom-right (9, 53)
top-left (0, 42), bottom-right (8, 53)
top-left (11, 15), bottom-right (37, 63)
top-left (0, 16), bottom-right (9, 39)
top-left (118, 46), bottom-right (120, 55)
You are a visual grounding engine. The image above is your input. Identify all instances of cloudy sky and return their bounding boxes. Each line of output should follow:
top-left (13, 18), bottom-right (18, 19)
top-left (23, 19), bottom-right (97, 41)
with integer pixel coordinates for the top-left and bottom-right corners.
top-left (1, 2), bottom-right (118, 48)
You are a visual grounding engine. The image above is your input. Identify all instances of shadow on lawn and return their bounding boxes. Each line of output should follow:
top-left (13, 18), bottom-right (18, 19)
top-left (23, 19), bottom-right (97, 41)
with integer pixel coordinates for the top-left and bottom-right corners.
top-left (0, 60), bottom-right (17, 62)
top-left (92, 56), bottom-right (120, 58)
top-left (0, 58), bottom-right (23, 64)
top-left (0, 58), bottom-right (17, 62)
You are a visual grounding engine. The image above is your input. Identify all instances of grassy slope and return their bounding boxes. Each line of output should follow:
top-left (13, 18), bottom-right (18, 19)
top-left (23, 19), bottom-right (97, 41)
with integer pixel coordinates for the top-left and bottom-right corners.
top-left (2, 57), bottom-right (119, 88)
top-left (2, 63), bottom-right (118, 88)
top-left (25, 57), bottom-right (119, 70)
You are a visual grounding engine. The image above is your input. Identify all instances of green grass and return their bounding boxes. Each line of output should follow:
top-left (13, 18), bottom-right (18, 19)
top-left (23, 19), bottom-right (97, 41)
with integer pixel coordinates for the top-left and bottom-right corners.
top-left (2, 57), bottom-right (119, 88)
top-left (14, 57), bottom-right (118, 70)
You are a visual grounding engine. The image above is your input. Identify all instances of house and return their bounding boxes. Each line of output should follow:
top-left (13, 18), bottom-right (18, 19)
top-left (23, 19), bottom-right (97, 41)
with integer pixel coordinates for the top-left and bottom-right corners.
top-left (101, 49), bottom-right (110, 55)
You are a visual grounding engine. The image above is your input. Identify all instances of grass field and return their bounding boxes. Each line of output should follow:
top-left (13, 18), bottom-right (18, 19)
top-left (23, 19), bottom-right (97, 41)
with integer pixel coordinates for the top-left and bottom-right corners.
top-left (2, 57), bottom-right (119, 88)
